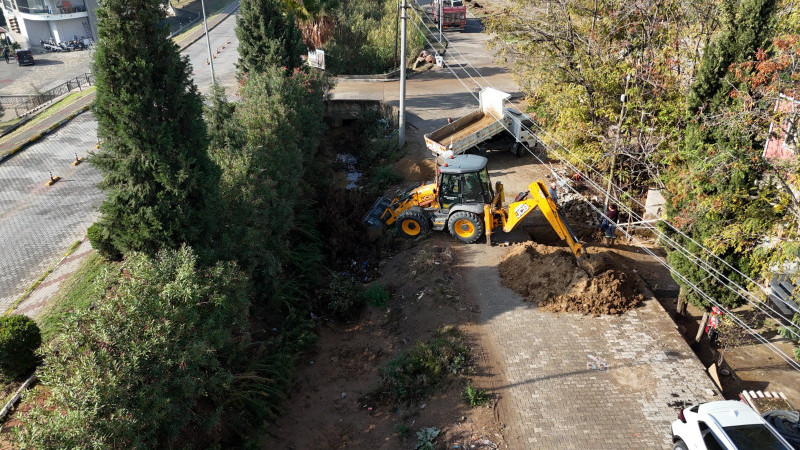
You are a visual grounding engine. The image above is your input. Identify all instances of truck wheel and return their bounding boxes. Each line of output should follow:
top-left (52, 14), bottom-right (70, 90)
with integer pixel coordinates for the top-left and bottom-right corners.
top-left (448, 211), bottom-right (484, 244)
top-left (672, 440), bottom-right (688, 450)
top-left (396, 210), bottom-right (430, 238)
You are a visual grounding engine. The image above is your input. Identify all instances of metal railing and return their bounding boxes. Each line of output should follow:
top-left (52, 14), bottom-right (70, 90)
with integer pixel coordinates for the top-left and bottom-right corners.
top-left (0, 73), bottom-right (95, 117)
top-left (17, 3), bottom-right (86, 14)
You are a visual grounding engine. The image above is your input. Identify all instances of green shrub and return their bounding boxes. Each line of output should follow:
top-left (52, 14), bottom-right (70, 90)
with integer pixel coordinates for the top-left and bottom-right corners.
top-left (395, 424), bottom-right (410, 437)
top-left (14, 247), bottom-right (250, 448)
top-left (323, 274), bottom-right (365, 320)
top-left (369, 165), bottom-right (402, 192)
top-left (378, 326), bottom-right (468, 403)
top-left (462, 383), bottom-right (489, 407)
top-left (364, 283), bottom-right (389, 307)
top-left (87, 222), bottom-right (122, 261)
top-left (415, 427), bottom-right (440, 450)
top-left (0, 315), bottom-right (41, 379)
top-left (324, 0), bottom-right (425, 75)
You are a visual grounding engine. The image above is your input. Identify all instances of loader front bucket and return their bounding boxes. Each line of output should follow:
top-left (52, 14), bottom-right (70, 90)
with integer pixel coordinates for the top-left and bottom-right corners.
top-left (363, 196), bottom-right (392, 228)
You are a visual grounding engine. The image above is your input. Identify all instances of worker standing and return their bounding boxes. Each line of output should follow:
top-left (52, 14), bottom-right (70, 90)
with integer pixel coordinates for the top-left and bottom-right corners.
top-left (706, 306), bottom-right (724, 348)
top-left (3, 48), bottom-right (9, 64)
top-left (601, 203), bottom-right (619, 245)
top-left (548, 182), bottom-right (559, 205)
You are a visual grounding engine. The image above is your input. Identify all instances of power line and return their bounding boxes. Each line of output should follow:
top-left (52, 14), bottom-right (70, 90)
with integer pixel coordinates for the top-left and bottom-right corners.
top-left (405, 8), bottom-right (800, 368)
top-left (411, 5), bottom-right (800, 331)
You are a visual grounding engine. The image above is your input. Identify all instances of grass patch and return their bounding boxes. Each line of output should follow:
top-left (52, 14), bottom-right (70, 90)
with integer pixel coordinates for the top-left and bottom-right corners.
top-left (0, 117), bottom-right (22, 135)
top-left (378, 325), bottom-right (469, 404)
top-left (35, 252), bottom-right (113, 342)
top-left (1, 88), bottom-right (95, 144)
top-left (462, 382), bottom-right (489, 407)
top-left (171, 0), bottom-right (232, 15)
top-left (364, 283), bottom-right (389, 308)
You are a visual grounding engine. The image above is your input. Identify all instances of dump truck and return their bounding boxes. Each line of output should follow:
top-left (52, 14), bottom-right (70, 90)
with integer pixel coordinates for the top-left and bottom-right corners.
top-left (363, 154), bottom-right (585, 257)
top-left (424, 88), bottom-right (537, 158)
top-left (432, 0), bottom-right (467, 31)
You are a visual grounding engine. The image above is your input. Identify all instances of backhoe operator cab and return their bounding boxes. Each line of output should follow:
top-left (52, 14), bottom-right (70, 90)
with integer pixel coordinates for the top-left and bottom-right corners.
top-left (364, 154), bottom-right (585, 257)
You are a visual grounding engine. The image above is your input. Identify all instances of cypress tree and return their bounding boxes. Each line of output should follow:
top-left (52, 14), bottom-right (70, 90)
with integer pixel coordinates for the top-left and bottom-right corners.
top-left (90, 0), bottom-right (217, 258)
top-left (687, 0), bottom-right (777, 113)
top-left (664, 0), bottom-right (780, 309)
top-left (236, 0), bottom-right (305, 75)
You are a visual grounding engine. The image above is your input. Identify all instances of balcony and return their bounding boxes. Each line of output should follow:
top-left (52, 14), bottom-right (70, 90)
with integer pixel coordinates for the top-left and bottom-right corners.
top-left (17, 4), bottom-right (86, 14)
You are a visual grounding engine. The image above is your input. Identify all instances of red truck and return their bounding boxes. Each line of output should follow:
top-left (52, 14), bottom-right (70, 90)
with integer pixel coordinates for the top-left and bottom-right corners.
top-left (432, 0), bottom-right (466, 31)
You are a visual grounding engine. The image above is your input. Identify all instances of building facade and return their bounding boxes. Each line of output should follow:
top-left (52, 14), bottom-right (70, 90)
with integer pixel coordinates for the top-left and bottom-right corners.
top-left (1, 0), bottom-right (99, 49)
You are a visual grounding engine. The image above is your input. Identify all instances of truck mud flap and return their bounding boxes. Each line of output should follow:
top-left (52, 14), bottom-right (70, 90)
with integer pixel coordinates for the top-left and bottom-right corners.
top-left (363, 196), bottom-right (392, 228)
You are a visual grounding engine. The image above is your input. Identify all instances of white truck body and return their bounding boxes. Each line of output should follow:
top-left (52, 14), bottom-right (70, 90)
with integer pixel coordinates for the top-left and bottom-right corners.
top-left (424, 88), bottom-right (537, 157)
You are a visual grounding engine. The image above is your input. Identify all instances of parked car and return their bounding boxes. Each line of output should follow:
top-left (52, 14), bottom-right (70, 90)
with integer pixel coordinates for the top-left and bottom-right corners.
top-left (15, 49), bottom-right (35, 66)
top-left (671, 400), bottom-right (794, 449)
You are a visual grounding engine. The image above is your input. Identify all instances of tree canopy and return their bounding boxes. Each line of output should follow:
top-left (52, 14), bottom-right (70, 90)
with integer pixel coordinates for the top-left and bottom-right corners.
top-left (90, 0), bottom-right (218, 259)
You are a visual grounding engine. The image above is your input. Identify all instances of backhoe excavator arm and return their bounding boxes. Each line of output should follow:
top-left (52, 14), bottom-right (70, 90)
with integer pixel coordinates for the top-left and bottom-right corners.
top-left (501, 181), bottom-right (585, 257)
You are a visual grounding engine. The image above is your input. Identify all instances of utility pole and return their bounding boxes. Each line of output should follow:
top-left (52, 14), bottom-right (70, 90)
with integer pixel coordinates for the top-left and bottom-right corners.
top-left (438, 0), bottom-right (443, 42)
top-left (201, 0), bottom-right (216, 84)
top-left (394, 0), bottom-right (399, 71)
top-left (399, 0), bottom-right (407, 148)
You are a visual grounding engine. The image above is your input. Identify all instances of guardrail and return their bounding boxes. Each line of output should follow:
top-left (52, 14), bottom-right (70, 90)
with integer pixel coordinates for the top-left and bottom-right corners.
top-left (0, 73), bottom-right (94, 118)
top-left (17, 4), bottom-right (87, 14)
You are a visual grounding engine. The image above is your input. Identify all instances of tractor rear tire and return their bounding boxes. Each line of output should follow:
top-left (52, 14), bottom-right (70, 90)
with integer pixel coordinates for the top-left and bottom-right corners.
top-left (397, 210), bottom-right (430, 238)
top-left (448, 211), bottom-right (484, 244)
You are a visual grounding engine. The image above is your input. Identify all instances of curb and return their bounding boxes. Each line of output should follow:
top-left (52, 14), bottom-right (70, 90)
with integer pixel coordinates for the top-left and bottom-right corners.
top-left (4, 239), bottom-right (86, 317)
top-left (0, 116), bottom-right (33, 139)
top-left (0, 374), bottom-right (37, 424)
top-left (0, 102), bottom-right (92, 165)
top-left (335, 69), bottom-right (428, 83)
top-left (175, 3), bottom-right (239, 52)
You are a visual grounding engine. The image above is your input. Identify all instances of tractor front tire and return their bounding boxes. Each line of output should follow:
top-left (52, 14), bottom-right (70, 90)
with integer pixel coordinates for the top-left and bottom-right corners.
top-left (397, 210), bottom-right (430, 238)
top-left (448, 211), bottom-right (484, 244)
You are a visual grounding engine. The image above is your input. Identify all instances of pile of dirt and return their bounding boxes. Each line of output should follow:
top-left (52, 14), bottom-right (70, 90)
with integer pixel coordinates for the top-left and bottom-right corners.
top-left (393, 157), bottom-right (436, 183)
top-left (499, 243), bottom-right (643, 316)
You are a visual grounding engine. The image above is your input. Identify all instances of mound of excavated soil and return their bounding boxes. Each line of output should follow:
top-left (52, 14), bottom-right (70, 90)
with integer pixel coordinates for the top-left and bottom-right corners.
top-left (499, 243), bottom-right (643, 316)
top-left (393, 157), bottom-right (436, 183)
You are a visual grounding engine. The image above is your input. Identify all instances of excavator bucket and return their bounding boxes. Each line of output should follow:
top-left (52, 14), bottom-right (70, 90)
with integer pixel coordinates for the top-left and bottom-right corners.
top-left (363, 196), bottom-right (393, 228)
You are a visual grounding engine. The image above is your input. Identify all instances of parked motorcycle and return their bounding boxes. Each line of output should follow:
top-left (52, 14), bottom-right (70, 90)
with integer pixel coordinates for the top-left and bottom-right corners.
top-left (40, 39), bottom-right (62, 52)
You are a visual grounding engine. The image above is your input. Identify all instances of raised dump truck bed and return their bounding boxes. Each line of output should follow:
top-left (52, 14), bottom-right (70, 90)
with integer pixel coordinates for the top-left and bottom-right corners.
top-left (424, 88), bottom-right (536, 157)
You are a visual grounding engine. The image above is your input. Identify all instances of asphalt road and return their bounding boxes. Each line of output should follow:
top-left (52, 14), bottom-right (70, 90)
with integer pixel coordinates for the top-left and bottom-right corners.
top-left (184, 8), bottom-right (240, 98)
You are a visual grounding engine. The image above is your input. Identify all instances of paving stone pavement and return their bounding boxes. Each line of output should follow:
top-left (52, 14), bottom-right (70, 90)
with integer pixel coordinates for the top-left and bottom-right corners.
top-left (0, 113), bottom-right (103, 313)
top-left (13, 238), bottom-right (93, 318)
top-left (459, 243), bottom-right (721, 449)
top-left (0, 3), bottom-right (240, 313)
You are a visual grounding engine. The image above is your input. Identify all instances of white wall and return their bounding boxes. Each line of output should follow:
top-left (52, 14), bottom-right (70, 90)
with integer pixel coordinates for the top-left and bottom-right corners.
top-left (48, 17), bottom-right (86, 42)
top-left (20, 18), bottom-right (49, 46)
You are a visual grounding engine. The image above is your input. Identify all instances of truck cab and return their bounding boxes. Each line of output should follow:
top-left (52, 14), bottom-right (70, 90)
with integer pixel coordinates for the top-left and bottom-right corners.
top-left (433, 0), bottom-right (467, 31)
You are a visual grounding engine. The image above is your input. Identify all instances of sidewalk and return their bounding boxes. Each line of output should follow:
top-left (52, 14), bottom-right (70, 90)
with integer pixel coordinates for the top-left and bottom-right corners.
top-left (0, 0), bottom-right (239, 164)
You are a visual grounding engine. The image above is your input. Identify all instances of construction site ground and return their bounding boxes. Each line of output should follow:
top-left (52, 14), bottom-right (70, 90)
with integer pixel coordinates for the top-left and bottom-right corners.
top-left (1, 0), bottom-right (798, 447)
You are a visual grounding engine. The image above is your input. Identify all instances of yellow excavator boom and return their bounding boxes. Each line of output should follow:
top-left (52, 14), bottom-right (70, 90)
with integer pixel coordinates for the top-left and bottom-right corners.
top-left (501, 181), bottom-right (585, 257)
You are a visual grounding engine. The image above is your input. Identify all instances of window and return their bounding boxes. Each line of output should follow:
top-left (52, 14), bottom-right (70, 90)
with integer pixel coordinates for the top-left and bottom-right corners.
top-left (723, 424), bottom-right (791, 450)
top-left (698, 422), bottom-right (725, 450)
top-left (439, 173), bottom-right (460, 209)
top-left (461, 172), bottom-right (485, 203)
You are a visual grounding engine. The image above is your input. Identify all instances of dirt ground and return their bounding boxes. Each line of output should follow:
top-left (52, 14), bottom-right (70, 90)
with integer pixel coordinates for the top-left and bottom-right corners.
top-left (499, 243), bottom-right (643, 316)
top-left (260, 127), bottom-right (507, 449)
top-left (261, 235), bottom-right (506, 449)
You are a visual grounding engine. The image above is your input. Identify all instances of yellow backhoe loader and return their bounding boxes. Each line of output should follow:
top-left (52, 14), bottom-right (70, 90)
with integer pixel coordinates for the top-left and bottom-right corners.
top-left (363, 154), bottom-right (585, 257)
